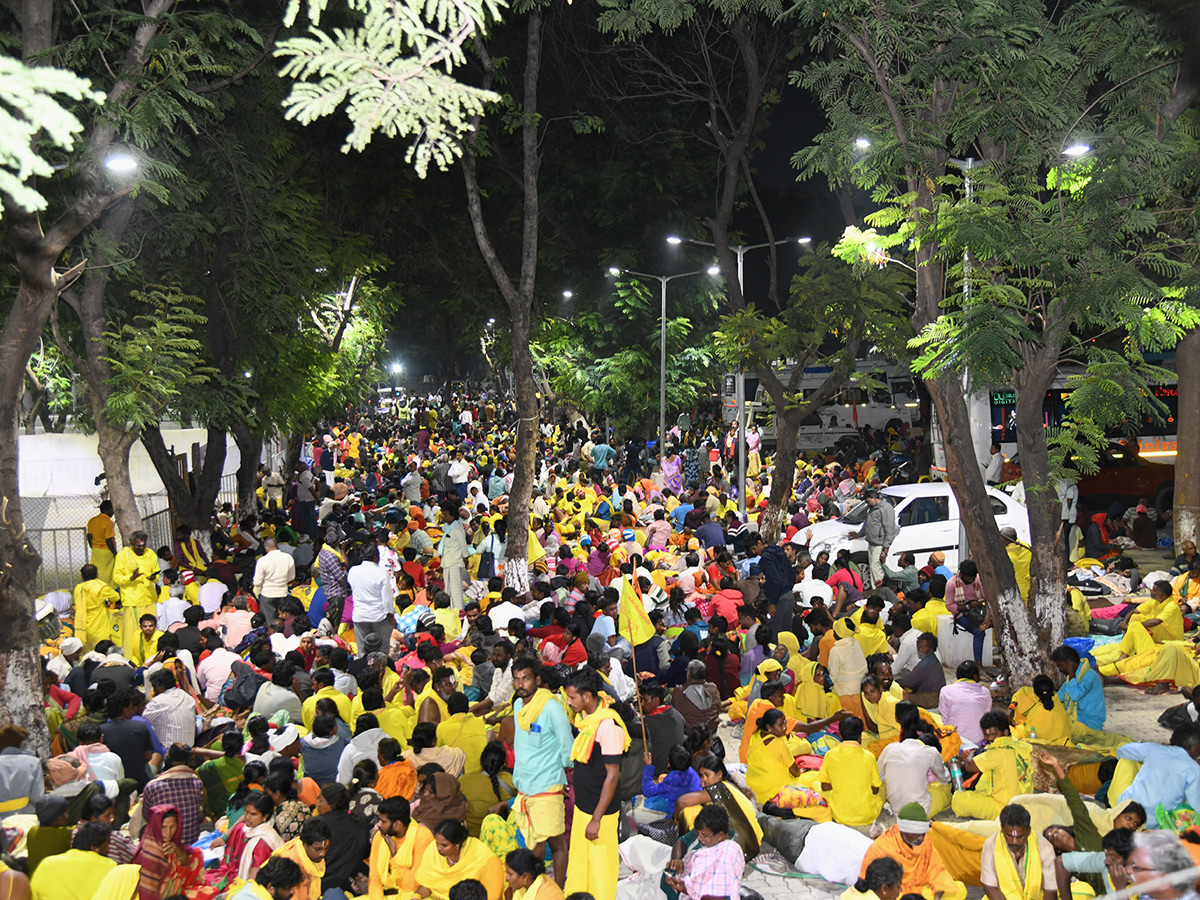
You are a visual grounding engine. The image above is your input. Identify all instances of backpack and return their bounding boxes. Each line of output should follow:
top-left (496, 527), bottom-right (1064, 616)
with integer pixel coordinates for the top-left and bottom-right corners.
top-left (220, 660), bottom-right (267, 711)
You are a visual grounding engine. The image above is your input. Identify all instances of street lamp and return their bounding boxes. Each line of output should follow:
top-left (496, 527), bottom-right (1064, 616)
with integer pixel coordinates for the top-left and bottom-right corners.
top-left (607, 264), bottom-right (720, 462)
top-left (105, 153), bottom-right (138, 173)
top-left (666, 235), bottom-right (811, 516)
top-left (562, 290), bottom-right (573, 299)
top-left (1063, 143), bottom-right (1091, 158)
top-left (391, 362), bottom-right (402, 374)
top-left (854, 137), bottom-right (872, 150)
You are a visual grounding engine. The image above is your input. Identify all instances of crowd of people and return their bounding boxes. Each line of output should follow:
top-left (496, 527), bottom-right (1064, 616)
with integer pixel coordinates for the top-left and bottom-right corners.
top-left (6, 389), bottom-right (1200, 900)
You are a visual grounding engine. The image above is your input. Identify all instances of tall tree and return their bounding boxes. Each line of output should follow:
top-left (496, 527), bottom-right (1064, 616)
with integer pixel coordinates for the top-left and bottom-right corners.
top-left (795, 0), bottom-right (1198, 680)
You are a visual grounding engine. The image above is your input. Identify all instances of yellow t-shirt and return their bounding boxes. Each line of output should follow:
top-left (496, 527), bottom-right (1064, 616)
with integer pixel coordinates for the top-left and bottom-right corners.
top-left (87, 514), bottom-right (115, 550)
top-left (1133, 594), bottom-right (1185, 642)
top-left (436, 713), bottom-right (488, 774)
top-left (974, 737), bottom-right (1034, 806)
top-left (818, 741), bottom-right (882, 826)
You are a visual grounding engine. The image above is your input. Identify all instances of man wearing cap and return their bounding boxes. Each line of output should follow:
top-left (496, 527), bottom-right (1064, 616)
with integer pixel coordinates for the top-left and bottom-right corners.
top-left (855, 489), bottom-right (898, 590)
top-left (859, 803), bottom-right (966, 900)
top-left (1000, 527), bottom-right (1032, 604)
top-left (47, 636), bottom-right (83, 686)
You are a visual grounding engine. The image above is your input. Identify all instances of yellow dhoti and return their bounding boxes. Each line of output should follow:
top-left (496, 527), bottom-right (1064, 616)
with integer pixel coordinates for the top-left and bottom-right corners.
top-left (91, 547), bottom-right (116, 585)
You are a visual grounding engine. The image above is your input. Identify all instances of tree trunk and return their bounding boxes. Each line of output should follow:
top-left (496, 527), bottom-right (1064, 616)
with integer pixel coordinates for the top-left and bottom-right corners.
top-left (95, 415), bottom-right (143, 540)
top-left (505, 305), bottom-right (537, 594)
top-left (232, 422), bottom-right (265, 516)
top-left (1013, 357), bottom-right (1066, 656)
top-left (141, 424), bottom-right (228, 531)
top-left (0, 280), bottom-right (58, 761)
top-left (1175, 327), bottom-right (1200, 547)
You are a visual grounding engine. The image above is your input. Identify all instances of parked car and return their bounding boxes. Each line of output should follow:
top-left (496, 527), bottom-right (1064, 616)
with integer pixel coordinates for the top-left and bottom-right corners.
top-left (790, 482), bottom-right (1031, 572)
top-left (1000, 440), bottom-right (1174, 517)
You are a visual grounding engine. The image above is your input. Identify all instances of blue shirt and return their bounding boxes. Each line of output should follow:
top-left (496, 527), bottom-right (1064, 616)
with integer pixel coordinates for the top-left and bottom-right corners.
top-left (512, 694), bottom-right (574, 795)
top-left (591, 443), bottom-right (616, 470)
top-left (671, 503), bottom-right (694, 531)
top-left (641, 764), bottom-right (702, 813)
top-left (1117, 743), bottom-right (1200, 821)
top-left (1058, 664), bottom-right (1106, 729)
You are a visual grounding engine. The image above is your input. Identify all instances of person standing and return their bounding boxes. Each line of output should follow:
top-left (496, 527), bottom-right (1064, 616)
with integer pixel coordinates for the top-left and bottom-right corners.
top-left (563, 668), bottom-right (629, 900)
top-left (295, 462), bottom-right (319, 538)
top-left (112, 531), bottom-right (158, 658)
top-left (440, 505), bottom-right (472, 610)
top-left (983, 443), bottom-right (1004, 486)
top-left (1057, 477), bottom-right (1079, 566)
top-left (74, 563), bottom-right (119, 653)
top-left (253, 538), bottom-right (295, 625)
top-left (348, 544), bottom-right (398, 652)
top-left (591, 437), bottom-right (616, 479)
top-left (263, 469), bottom-right (286, 512)
top-left (855, 489), bottom-right (898, 591)
top-left (511, 659), bottom-right (573, 887)
top-left (317, 537), bottom-right (351, 629)
top-left (86, 500), bottom-right (118, 585)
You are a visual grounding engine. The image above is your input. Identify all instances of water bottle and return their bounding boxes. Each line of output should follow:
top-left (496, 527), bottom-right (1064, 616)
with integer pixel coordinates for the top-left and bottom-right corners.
top-left (949, 756), bottom-right (964, 792)
top-left (1029, 727), bottom-right (1038, 742)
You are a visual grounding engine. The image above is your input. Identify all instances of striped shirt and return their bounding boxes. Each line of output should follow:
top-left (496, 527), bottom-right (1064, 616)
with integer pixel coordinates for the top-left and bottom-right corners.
top-left (143, 687), bottom-right (197, 748)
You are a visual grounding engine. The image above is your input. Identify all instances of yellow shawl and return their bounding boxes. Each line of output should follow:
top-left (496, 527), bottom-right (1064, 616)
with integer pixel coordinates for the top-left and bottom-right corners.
top-left (570, 705), bottom-right (631, 763)
top-left (414, 836), bottom-right (505, 900)
top-left (516, 688), bottom-right (554, 731)
top-left (370, 822), bottom-right (432, 893)
top-left (993, 833), bottom-right (1043, 900)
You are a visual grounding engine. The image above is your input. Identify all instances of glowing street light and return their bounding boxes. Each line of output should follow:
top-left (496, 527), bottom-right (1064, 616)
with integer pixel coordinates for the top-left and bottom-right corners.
top-left (666, 236), bottom-right (683, 245)
top-left (562, 290), bottom-right (573, 299)
top-left (105, 154), bottom-right (138, 173)
top-left (797, 236), bottom-right (812, 244)
top-left (854, 137), bottom-right (872, 150)
top-left (1064, 143), bottom-right (1091, 157)
top-left (391, 362), bottom-right (402, 374)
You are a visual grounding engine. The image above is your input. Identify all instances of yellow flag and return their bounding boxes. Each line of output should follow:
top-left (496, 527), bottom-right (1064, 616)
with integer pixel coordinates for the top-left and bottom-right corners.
top-left (619, 576), bottom-right (656, 647)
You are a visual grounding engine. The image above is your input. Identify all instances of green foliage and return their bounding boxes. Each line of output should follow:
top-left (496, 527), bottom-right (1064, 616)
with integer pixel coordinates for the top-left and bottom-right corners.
top-left (714, 250), bottom-right (913, 410)
top-left (278, 0), bottom-right (507, 175)
top-left (101, 285), bottom-right (216, 433)
top-left (0, 56), bottom-right (104, 216)
top-left (532, 276), bottom-right (721, 432)
top-left (28, 344), bottom-right (76, 419)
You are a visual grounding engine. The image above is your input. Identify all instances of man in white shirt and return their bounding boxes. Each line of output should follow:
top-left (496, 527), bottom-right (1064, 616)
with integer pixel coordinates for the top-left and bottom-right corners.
top-left (1057, 477), bottom-right (1079, 566)
top-left (400, 462), bottom-right (425, 504)
top-left (348, 544), bottom-right (397, 652)
top-left (262, 469), bottom-right (286, 510)
top-left (143, 668), bottom-right (197, 747)
top-left (197, 580), bottom-right (227, 614)
top-left (877, 734), bottom-right (951, 815)
top-left (890, 612), bottom-right (922, 679)
top-left (447, 451), bottom-right (472, 501)
top-left (982, 442), bottom-right (1004, 485)
top-left (252, 538), bottom-right (295, 623)
top-left (295, 461), bottom-right (318, 537)
top-left (459, 407), bottom-right (474, 427)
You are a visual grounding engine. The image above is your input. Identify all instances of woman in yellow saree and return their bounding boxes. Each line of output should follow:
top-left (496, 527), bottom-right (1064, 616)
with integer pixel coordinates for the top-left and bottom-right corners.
top-left (1009, 676), bottom-right (1072, 744)
top-left (744, 708), bottom-right (830, 821)
top-left (414, 820), bottom-right (504, 900)
top-left (793, 660), bottom-right (841, 723)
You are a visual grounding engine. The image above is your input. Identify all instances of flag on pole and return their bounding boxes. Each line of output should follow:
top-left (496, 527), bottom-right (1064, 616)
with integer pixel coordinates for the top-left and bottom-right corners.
top-left (619, 575), bottom-right (656, 647)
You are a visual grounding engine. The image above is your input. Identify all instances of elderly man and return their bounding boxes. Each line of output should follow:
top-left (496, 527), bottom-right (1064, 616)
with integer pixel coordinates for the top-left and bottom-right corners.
top-left (671, 659), bottom-right (725, 731)
top-left (1126, 831), bottom-right (1198, 900)
top-left (0, 725), bottom-right (44, 816)
top-left (860, 803), bottom-right (966, 900)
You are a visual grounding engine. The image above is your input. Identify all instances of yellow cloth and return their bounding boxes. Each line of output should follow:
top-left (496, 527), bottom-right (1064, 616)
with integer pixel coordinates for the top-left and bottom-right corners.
top-left (274, 837), bottom-right (326, 900)
top-left (1172, 572), bottom-right (1200, 608)
top-left (513, 874), bottom-right (565, 900)
top-left (818, 741), bottom-right (882, 827)
top-left (1009, 687), bottom-right (1072, 744)
top-left (993, 832), bottom-right (1043, 900)
top-left (437, 713), bottom-right (488, 774)
top-left (301, 686), bottom-right (352, 731)
top-left (913, 600), bottom-right (950, 636)
top-left (112, 547), bottom-right (158, 657)
top-left (130, 629), bottom-right (163, 667)
top-left (863, 689), bottom-right (901, 741)
top-left (855, 620), bottom-right (891, 658)
top-left (413, 836), bottom-right (504, 900)
top-left (619, 576), bottom-right (655, 646)
top-left (90, 865), bottom-right (142, 900)
top-left (1098, 640), bottom-right (1200, 687)
top-left (73, 578), bottom-right (119, 651)
top-left (87, 513), bottom-right (115, 550)
top-left (746, 731), bottom-right (806, 804)
top-left (792, 660), bottom-right (839, 723)
top-left (516, 688), bottom-right (554, 731)
top-left (1127, 594), bottom-right (1185, 643)
top-left (432, 608), bottom-right (462, 641)
top-left (570, 706), bottom-right (630, 764)
top-left (368, 822), bottom-right (433, 900)
top-left (1006, 542), bottom-right (1032, 604)
top-left (777, 632), bottom-right (806, 684)
top-left (30, 847), bottom-right (115, 900)
top-left (564, 806), bottom-right (619, 900)
top-left (972, 736), bottom-right (1034, 810)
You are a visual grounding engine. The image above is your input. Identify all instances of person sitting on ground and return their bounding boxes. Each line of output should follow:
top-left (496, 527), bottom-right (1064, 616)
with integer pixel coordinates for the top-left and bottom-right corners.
top-left (952, 711), bottom-right (1034, 821)
top-left (841, 856), bottom-right (904, 900)
top-left (663, 805), bottom-right (745, 900)
top-left (818, 715), bottom-right (883, 828)
top-left (860, 802), bottom-right (967, 900)
top-left (980, 804), bottom-right (1057, 900)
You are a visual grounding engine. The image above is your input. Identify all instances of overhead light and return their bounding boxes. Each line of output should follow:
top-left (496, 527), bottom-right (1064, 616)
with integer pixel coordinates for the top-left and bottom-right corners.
top-left (562, 290), bottom-right (573, 299)
top-left (904, 402), bottom-right (919, 408)
top-left (487, 318), bottom-right (496, 325)
top-left (1064, 143), bottom-right (1091, 157)
top-left (105, 154), bottom-right (138, 173)
top-left (666, 236), bottom-right (682, 245)
top-left (608, 267), bottom-right (621, 276)
top-left (797, 237), bottom-right (812, 244)
top-left (707, 266), bottom-right (720, 276)
top-left (854, 138), bottom-right (871, 149)
top-left (391, 363), bottom-right (401, 373)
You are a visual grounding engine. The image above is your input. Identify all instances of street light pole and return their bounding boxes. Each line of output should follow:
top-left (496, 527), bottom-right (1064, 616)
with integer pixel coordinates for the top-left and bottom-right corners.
top-left (668, 235), bottom-right (811, 518)
top-left (609, 265), bottom-right (719, 466)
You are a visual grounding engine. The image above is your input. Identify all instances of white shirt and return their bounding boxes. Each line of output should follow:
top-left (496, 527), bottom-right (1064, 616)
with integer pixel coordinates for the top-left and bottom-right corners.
top-left (891, 628), bottom-right (921, 678)
top-left (486, 602), bottom-right (527, 634)
top-left (448, 460), bottom-right (471, 485)
top-left (143, 687), bottom-right (198, 747)
top-left (378, 544), bottom-right (401, 578)
top-left (347, 560), bottom-right (396, 623)
top-left (198, 581), bottom-right (227, 614)
top-left (877, 737), bottom-right (950, 814)
top-left (158, 597), bottom-right (191, 631)
top-left (296, 470), bottom-right (317, 501)
top-left (984, 452), bottom-right (1003, 482)
top-left (1057, 478), bottom-right (1079, 521)
top-left (337, 728), bottom-right (386, 784)
top-left (459, 410), bottom-right (474, 425)
top-left (253, 549), bottom-right (295, 599)
top-left (86, 748), bottom-right (125, 782)
top-left (401, 471), bottom-right (424, 503)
